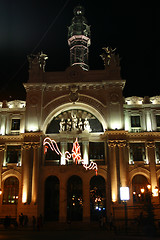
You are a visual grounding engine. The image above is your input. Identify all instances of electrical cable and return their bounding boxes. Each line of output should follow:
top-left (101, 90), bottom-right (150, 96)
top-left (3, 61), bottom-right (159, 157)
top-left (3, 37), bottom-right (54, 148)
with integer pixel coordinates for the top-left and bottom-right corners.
top-left (0, 0), bottom-right (71, 96)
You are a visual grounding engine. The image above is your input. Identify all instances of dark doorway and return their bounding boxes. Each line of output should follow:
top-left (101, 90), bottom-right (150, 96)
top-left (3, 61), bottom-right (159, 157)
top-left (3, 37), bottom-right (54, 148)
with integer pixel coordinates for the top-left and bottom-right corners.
top-left (90, 175), bottom-right (106, 221)
top-left (67, 175), bottom-right (83, 221)
top-left (44, 176), bottom-right (59, 221)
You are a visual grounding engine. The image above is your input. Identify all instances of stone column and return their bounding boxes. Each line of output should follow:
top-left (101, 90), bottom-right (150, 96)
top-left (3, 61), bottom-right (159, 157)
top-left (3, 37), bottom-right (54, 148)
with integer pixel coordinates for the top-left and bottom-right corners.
top-left (118, 141), bottom-right (128, 187)
top-left (22, 143), bottom-right (32, 204)
top-left (82, 141), bottom-right (89, 165)
top-left (0, 114), bottom-right (6, 135)
top-left (60, 142), bottom-right (67, 165)
top-left (108, 141), bottom-right (118, 202)
top-left (32, 143), bottom-right (40, 204)
top-left (147, 141), bottom-right (157, 195)
top-left (59, 179), bottom-right (67, 222)
top-left (0, 145), bottom-right (5, 188)
top-left (83, 178), bottom-right (90, 222)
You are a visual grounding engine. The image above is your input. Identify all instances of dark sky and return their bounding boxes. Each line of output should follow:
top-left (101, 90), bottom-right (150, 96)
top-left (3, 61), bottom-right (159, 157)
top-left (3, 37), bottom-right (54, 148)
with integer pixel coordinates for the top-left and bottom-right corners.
top-left (0, 1), bottom-right (158, 101)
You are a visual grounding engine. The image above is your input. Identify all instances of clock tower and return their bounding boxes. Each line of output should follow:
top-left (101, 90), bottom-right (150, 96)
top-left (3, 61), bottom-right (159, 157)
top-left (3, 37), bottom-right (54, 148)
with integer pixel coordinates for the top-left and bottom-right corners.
top-left (68, 5), bottom-right (91, 71)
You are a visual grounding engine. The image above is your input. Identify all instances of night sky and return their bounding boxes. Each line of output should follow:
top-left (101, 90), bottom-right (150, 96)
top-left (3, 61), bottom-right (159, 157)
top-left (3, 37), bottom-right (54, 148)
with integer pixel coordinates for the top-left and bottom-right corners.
top-left (0, 1), bottom-right (157, 101)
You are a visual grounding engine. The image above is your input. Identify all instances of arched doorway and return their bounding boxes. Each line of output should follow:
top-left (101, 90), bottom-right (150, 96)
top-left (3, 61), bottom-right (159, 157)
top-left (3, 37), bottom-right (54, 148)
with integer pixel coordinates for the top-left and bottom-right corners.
top-left (132, 174), bottom-right (150, 203)
top-left (67, 175), bottom-right (83, 221)
top-left (44, 176), bottom-right (59, 221)
top-left (3, 176), bottom-right (19, 204)
top-left (90, 175), bottom-right (106, 221)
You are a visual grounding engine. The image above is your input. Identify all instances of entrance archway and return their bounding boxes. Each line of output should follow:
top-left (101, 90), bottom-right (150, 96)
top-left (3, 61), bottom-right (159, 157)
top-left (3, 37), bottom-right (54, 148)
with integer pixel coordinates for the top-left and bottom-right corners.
top-left (132, 174), bottom-right (149, 203)
top-left (67, 175), bottom-right (83, 221)
top-left (44, 176), bottom-right (59, 221)
top-left (90, 175), bottom-right (106, 221)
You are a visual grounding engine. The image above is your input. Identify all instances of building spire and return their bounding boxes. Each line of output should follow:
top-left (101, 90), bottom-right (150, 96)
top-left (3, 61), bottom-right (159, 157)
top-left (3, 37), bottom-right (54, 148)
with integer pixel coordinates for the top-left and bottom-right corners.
top-left (68, 4), bottom-right (91, 71)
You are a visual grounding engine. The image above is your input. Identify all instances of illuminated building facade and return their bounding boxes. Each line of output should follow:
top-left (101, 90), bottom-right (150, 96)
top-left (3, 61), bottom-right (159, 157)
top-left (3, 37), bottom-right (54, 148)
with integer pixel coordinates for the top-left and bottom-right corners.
top-left (0, 5), bottom-right (160, 223)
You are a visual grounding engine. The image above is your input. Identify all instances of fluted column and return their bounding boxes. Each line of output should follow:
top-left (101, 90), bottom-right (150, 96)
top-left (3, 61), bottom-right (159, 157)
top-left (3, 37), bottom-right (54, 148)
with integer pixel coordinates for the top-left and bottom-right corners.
top-left (60, 142), bottom-right (67, 165)
top-left (82, 141), bottom-right (89, 165)
top-left (83, 178), bottom-right (90, 222)
top-left (22, 143), bottom-right (32, 204)
top-left (59, 179), bottom-right (67, 222)
top-left (108, 141), bottom-right (118, 202)
top-left (146, 141), bottom-right (157, 193)
top-left (32, 143), bottom-right (40, 203)
top-left (0, 145), bottom-right (5, 188)
top-left (118, 141), bottom-right (128, 187)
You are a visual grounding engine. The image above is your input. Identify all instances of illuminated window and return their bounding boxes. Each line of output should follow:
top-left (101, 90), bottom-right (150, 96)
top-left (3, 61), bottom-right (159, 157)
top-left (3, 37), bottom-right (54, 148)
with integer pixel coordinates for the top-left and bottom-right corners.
top-left (131, 116), bottom-right (141, 128)
top-left (132, 175), bottom-right (149, 204)
top-left (6, 145), bottom-right (21, 164)
top-left (3, 177), bottom-right (19, 204)
top-left (90, 176), bottom-right (106, 221)
top-left (11, 119), bottom-right (20, 131)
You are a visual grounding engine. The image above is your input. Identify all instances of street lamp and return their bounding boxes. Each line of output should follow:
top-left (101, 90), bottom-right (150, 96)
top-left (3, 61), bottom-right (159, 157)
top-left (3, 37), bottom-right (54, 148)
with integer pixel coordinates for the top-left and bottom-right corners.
top-left (120, 187), bottom-right (130, 234)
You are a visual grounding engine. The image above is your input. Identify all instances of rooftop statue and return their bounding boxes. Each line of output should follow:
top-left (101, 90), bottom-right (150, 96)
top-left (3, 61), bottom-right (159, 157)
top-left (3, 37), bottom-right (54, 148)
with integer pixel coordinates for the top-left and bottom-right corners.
top-left (27, 51), bottom-right (48, 72)
top-left (100, 46), bottom-right (120, 69)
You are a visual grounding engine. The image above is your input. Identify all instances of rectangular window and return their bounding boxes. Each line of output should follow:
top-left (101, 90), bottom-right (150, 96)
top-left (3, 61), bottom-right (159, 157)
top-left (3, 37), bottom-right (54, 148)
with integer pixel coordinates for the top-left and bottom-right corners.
top-left (6, 146), bottom-right (21, 164)
top-left (130, 143), bottom-right (146, 162)
top-left (45, 142), bottom-right (60, 165)
top-left (11, 119), bottom-right (20, 130)
top-left (156, 115), bottom-right (160, 127)
top-left (155, 142), bottom-right (160, 164)
top-left (131, 116), bottom-right (141, 128)
top-left (89, 142), bottom-right (105, 164)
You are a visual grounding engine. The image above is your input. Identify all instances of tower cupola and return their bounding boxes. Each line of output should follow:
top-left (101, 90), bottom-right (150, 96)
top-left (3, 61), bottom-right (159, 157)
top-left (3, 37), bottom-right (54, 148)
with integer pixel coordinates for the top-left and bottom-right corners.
top-left (68, 5), bottom-right (91, 71)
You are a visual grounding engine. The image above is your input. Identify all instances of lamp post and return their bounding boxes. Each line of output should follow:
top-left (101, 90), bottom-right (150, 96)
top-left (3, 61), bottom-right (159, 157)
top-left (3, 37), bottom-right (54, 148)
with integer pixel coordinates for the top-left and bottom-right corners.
top-left (120, 187), bottom-right (130, 234)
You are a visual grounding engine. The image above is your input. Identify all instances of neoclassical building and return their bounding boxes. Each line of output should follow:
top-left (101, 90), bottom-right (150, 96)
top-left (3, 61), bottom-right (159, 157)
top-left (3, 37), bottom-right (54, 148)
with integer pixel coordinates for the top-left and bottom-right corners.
top-left (0, 5), bottom-right (160, 223)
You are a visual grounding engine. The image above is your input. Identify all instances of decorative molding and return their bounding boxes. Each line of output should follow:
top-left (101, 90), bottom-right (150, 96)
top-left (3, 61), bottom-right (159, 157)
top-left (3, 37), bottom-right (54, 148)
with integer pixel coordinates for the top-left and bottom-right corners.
top-left (146, 141), bottom-right (155, 148)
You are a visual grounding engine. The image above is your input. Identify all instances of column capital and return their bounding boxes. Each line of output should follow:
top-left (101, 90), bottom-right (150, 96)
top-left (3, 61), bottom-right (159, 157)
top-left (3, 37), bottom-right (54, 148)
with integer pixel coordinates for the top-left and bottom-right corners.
top-left (22, 143), bottom-right (32, 150)
top-left (117, 140), bottom-right (127, 148)
top-left (108, 140), bottom-right (116, 148)
top-left (146, 141), bottom-right (155, 149)
top-left (32, 143), bottom-right (40, 150)
top-left (0, 145), bottom-right (5, 152)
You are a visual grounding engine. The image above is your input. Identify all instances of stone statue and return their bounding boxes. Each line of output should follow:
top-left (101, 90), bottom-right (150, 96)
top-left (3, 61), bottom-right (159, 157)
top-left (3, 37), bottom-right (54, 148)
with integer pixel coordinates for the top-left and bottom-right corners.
top-left (84, 118), bottom-right (91, 132)
top-left (78, 118), bottom-right (83, 131)
top-left (27, 51), bottom-right (48, 72)
top-left (72, 114), bottom-right (78, 130)
top-left (59, 118), bottom-right (65, 132)
top-left (66, 119), bottom-right (72, 131)
top-left (100, 46), bottom-right (120, 68)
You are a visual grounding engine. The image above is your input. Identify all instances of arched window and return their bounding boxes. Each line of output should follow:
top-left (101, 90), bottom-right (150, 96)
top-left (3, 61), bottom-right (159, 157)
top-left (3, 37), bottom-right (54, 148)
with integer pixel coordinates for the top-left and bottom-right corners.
top-left (44, 176), bottom-right (59, 221)
top-left (90, 175), bottom-right (106, 221)
top-left (67, 175), bottom-right (83, 221)
top-left (46, 109), bottom-right (103, 134)
top-left (132, 174), bottom-right (150, 203)
top-left (3, 177), bottom-right (19, 204)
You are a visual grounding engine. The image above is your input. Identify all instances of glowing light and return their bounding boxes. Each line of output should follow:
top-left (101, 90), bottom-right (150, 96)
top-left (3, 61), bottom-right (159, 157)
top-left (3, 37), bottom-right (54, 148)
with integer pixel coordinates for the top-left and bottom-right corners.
top-left (72, 138), bottom-right (81, 164)
top-left (43, 137), bottom-right (98, 175)
top-left (22, 192), bottom-right (27, 203)
top-left (27, 124), bottom-right (38, 132)
top-left (140, 188), bottom-right (145, 193)
top-left (120, 187), bottom-right (130, 201)
top-left (147, 184), bottom-right (151, 190)
top-left (153, 186), bottom-right (159, 197)
top-left (112, 193), bottom-right (117, 202)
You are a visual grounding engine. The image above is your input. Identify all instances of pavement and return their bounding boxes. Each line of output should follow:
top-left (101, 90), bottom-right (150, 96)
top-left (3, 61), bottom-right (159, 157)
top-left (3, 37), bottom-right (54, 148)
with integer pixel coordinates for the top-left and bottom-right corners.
top-left (0, 222), bottom-right (160, 240)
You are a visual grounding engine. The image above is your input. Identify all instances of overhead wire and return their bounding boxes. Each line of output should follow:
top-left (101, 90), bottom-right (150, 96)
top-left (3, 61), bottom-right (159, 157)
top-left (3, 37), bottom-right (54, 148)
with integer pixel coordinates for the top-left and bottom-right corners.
top-left (0, 0), bottom-right (71, 96)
